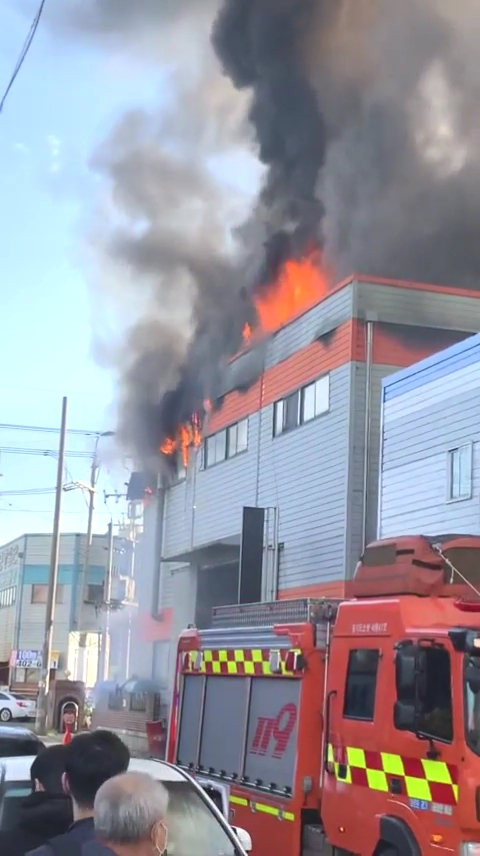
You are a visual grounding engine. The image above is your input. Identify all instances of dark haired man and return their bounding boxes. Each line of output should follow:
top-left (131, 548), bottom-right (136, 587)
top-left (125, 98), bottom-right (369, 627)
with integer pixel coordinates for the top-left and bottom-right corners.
top-left (27, 730), bottom-right (130, 856)
top-left (0, 744), bottom-right (72, 856)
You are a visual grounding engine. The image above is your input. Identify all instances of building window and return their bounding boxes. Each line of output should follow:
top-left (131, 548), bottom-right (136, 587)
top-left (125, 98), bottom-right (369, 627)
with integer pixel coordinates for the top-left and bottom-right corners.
top-left (31, 584), bottom-right (64, 604)
top-left (301, 375), bottom-right (330, 422)
top-left (205, 419), bottom-right (248, 468)
top-left (0, 586), bottom-right (16, 609)
top-left (176, 453), bottom-right (187, 482)
top-left (448, 444), bottom-right (473, 500)
top-left (274, 374), bottom-right (330, 437)
top-left (86, 584), bottom-right (104, 604)
top-left (343, 649), bottom-right (379, 721)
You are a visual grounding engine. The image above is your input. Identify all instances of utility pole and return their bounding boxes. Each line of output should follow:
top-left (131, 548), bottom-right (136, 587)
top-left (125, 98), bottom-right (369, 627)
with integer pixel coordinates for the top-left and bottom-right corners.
top-left (76, 456), bottom-right (98, 628)
top-left (97, 521), bottom-right (114, 683)
top-left (36, 396), bottom-right (67, 735)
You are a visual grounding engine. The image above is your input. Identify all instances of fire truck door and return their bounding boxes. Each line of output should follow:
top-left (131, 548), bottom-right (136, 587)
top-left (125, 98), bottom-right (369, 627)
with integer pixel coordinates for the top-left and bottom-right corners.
top-left (321, 643), bottom-right (384, 855)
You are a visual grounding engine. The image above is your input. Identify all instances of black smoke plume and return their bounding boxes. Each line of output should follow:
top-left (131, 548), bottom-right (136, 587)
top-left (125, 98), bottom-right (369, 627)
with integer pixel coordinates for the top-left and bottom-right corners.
top-left (56, 0), bottom-right (480, 467)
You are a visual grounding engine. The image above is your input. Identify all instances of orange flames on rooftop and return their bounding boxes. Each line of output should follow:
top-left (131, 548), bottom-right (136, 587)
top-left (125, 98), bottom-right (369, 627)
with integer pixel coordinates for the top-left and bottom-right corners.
top-left (251, 251), bottom-right (327, 336)
top-left (160, 253), bottom-right (327, 465)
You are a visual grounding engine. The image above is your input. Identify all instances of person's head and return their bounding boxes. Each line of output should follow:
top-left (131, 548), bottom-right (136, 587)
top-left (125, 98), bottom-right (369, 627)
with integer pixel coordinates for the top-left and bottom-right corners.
top-left (62, 730), bottom-right (130, 815)
top-left (31, 745), bottom-right (68, 794)
top-left (94, 772), bottom-right (168, 856)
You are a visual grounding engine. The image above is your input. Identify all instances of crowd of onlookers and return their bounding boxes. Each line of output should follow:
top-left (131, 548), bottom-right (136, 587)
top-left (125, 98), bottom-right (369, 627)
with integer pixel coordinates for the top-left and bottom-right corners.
top-left (0, 731), bottom-right (169, 856)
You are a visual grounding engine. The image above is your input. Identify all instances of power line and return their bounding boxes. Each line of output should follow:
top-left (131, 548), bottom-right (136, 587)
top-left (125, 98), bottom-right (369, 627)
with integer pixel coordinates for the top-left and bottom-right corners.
top-left (0, 0), bottom-right (46, 114)
top-left (0, 487), bottom-right (56, 496)
top-left (0, 446), bottom-right (92, 459)
top-left (0, 423), bottom-right (100, 436)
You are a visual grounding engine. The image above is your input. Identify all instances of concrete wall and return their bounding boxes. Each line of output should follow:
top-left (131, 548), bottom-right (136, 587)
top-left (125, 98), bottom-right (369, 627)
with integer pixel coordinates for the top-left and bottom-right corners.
top-left (379, 334), bottom-right (480, 537)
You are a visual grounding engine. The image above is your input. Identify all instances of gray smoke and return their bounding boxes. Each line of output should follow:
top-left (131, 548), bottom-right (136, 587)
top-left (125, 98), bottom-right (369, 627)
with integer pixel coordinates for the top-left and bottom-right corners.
top-left (58, 0), bottom-right (480, 464)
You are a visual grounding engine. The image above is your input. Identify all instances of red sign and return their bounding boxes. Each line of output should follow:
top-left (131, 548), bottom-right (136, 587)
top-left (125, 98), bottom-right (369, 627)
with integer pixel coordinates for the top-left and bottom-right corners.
top-left (250, 703), bottom-right (297, 759)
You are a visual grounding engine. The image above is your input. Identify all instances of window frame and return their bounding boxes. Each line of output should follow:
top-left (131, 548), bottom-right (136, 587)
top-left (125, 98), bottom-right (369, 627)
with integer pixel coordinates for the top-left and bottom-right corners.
top-left (204, 419), bottom-right (249, 468)
top-left (274, 374), bottom-right (330, 438)
top-left (31, 584), bottom-right (64, 605)
top-left (343, 648), bottom-right (380, 722)
top-left (447, 442), bottom-right (473, 502)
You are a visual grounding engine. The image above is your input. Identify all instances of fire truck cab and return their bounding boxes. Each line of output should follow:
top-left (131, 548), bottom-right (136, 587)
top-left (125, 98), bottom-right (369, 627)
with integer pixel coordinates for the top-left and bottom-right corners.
top-left (168, 535), bottom-right (480, 856)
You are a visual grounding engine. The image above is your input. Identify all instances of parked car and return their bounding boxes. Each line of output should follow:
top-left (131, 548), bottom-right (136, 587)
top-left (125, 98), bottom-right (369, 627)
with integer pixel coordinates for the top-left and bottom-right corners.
top-left (0, 755), bottom-right (252, 854)
top-left (0, 726), bottom-right (43, 758)
top-left (0, 692), bottom-right (36, 723)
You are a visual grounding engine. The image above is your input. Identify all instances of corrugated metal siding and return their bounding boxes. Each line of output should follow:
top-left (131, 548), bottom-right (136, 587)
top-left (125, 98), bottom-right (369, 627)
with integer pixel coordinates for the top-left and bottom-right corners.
top-left (17, 585), bottom-right (73, 660)
top-left (379, 335), bottom-right (480, 537)
top-left (163, 415), bottom-right (260, 557)
top-left (163, 363), bottom-right (353, 584)
top-left (24, 533), bottom-right (78, 565)
top-left (265, 284), bottom-right (354, 370)
top-left (258, 362), bottom-right (351, 589)
top-left (357, 282), bottom-right (480, 332)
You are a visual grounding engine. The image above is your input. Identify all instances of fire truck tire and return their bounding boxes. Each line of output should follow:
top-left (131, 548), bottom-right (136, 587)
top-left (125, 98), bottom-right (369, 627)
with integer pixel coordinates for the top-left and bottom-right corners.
top-left (377, 816), bottom-right (420, 856)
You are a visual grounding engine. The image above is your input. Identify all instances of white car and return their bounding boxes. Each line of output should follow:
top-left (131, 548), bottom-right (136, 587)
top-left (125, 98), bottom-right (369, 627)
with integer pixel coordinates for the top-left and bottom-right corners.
top-left (0, 692), bottom-right (36, 723)
top-left (0, 755), bottom-right (252, 855)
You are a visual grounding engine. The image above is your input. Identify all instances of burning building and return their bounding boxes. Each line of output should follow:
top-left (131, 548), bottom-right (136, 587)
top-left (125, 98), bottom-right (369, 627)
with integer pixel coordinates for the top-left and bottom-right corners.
top-left (128, 275), bottom-right (480, 688)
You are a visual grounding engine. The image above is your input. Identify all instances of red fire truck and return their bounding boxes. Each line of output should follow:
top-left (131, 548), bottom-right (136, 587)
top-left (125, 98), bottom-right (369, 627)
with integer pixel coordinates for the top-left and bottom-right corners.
top-left (168, 535), bottom-right (480, 856)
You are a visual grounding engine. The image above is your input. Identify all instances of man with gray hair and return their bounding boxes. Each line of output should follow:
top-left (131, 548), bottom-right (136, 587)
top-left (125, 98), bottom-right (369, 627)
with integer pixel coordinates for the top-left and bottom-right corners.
top-left (89, 772), bottom-right (168, 856)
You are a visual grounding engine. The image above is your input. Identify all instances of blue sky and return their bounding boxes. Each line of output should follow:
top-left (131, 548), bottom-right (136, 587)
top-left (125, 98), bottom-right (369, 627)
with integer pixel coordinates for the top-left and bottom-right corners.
top-left (0, 3), bottom-right (158, 542)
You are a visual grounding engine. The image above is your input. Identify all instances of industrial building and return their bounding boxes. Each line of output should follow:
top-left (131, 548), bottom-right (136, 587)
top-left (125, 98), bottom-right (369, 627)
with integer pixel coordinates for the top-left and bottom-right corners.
top-left (0, 530), bottom-right (135, 690)
top-left (132, 276), bottom-right (480, 689)
top-left (378, 331), bottom-right (480, 538)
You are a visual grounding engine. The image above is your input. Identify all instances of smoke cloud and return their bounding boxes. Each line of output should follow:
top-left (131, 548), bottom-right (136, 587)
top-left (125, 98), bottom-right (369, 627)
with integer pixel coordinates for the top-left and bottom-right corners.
top-left (59, 0), bottom-right (480, 465)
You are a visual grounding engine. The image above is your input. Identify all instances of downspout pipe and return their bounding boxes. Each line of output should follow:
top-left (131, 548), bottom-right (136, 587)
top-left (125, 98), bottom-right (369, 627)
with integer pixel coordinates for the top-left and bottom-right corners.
top-left (362, 320), bottom-right (374, 552)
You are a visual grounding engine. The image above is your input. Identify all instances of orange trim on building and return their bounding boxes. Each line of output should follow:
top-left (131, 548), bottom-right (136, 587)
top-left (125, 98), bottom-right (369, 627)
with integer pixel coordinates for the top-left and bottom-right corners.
top-left (352, 321), bottom-right (469, 368)
top-left (137, 609), bottom-right (172, 642)
top-left (277, 580), bottom-right (345, 600)
top-left (208, 320), bottom-right (355, 433)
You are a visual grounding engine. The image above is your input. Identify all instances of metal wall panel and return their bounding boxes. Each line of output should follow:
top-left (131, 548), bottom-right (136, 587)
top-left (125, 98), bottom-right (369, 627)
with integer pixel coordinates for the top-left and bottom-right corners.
top-left (379, 334), bottom-right (480, 538)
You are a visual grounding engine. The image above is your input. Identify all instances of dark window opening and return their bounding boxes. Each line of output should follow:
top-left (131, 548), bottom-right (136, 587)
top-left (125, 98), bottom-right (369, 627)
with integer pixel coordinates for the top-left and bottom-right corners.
top-left (343, 649), bottom-right (379, 721)
top-left (417, 647), bottom-right (453, 743)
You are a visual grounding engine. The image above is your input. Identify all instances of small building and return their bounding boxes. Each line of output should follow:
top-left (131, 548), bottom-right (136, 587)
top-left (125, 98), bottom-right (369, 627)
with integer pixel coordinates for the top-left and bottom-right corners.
top-left (378, 332), bottom-right (480, 538)
top-left (0, 531), bottom-right (135, 692)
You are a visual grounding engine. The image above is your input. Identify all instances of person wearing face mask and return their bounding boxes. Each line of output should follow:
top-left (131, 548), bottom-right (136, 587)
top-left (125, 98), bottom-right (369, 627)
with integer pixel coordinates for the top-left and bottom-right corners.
top-left (89, 772), bottom-right (168, 856)
top-left (0, 745), bottom-right (72, 856)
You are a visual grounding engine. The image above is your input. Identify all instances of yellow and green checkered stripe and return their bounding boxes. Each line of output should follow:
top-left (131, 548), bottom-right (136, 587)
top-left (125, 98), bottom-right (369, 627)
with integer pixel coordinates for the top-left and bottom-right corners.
top-left (327, 745), bottom-right (458, 805)
top-left (229, 794), bottom-right (294, 821)
top-left (183, 647), bottom-right (302, 676)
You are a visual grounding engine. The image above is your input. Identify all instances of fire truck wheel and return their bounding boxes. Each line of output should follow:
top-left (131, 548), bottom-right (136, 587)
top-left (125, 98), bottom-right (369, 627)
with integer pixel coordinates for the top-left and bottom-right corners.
top-left (379, 849), bottom-right (398, 856)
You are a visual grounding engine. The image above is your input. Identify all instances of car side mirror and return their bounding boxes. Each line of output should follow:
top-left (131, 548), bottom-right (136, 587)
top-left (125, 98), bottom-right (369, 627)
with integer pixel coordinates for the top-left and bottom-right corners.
top-left (231, 826), bottom-right (252, 853)
top-left (393, 700), bottom-right (417, 731)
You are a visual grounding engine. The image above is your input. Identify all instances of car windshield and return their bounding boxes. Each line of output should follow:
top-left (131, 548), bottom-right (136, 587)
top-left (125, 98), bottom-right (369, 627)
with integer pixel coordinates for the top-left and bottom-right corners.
top-left (162, 781), bottom-right (237, 856)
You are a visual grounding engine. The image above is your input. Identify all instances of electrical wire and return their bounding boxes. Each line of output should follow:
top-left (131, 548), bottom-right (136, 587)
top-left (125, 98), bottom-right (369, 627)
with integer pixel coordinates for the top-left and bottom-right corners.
top-left (0, 446), bottom-right (92, 459)
top-left (0, 0), bottom-right (46, 114)
top-left (0, 423), bottom-right (100, 436)
top-left (0, 487), bottom-right (56, 496)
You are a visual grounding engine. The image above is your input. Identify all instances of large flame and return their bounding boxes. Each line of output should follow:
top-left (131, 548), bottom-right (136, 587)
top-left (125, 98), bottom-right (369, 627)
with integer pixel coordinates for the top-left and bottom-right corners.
top-left (160, 413), bottom-right (202, 466)
top-left (161, 253), bottom-right (327, 466)
top-left (250, 251), bottom-right (327, 337)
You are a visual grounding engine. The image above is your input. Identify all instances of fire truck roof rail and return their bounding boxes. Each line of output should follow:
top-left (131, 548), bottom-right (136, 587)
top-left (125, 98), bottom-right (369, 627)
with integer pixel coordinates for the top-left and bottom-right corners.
top-left (211, 598), bottom-right (339, 628)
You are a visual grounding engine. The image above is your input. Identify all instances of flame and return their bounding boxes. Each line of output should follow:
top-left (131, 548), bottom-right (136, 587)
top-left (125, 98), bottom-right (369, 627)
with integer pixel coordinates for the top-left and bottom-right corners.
top-left (252, 251), bottom-right (327, 336)
top-left (160, 412), bottom-right (203, 467)
top-left (242, 323), bottom-right (253, 342)
top-left (240, 251), bottom-right (327, 347)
